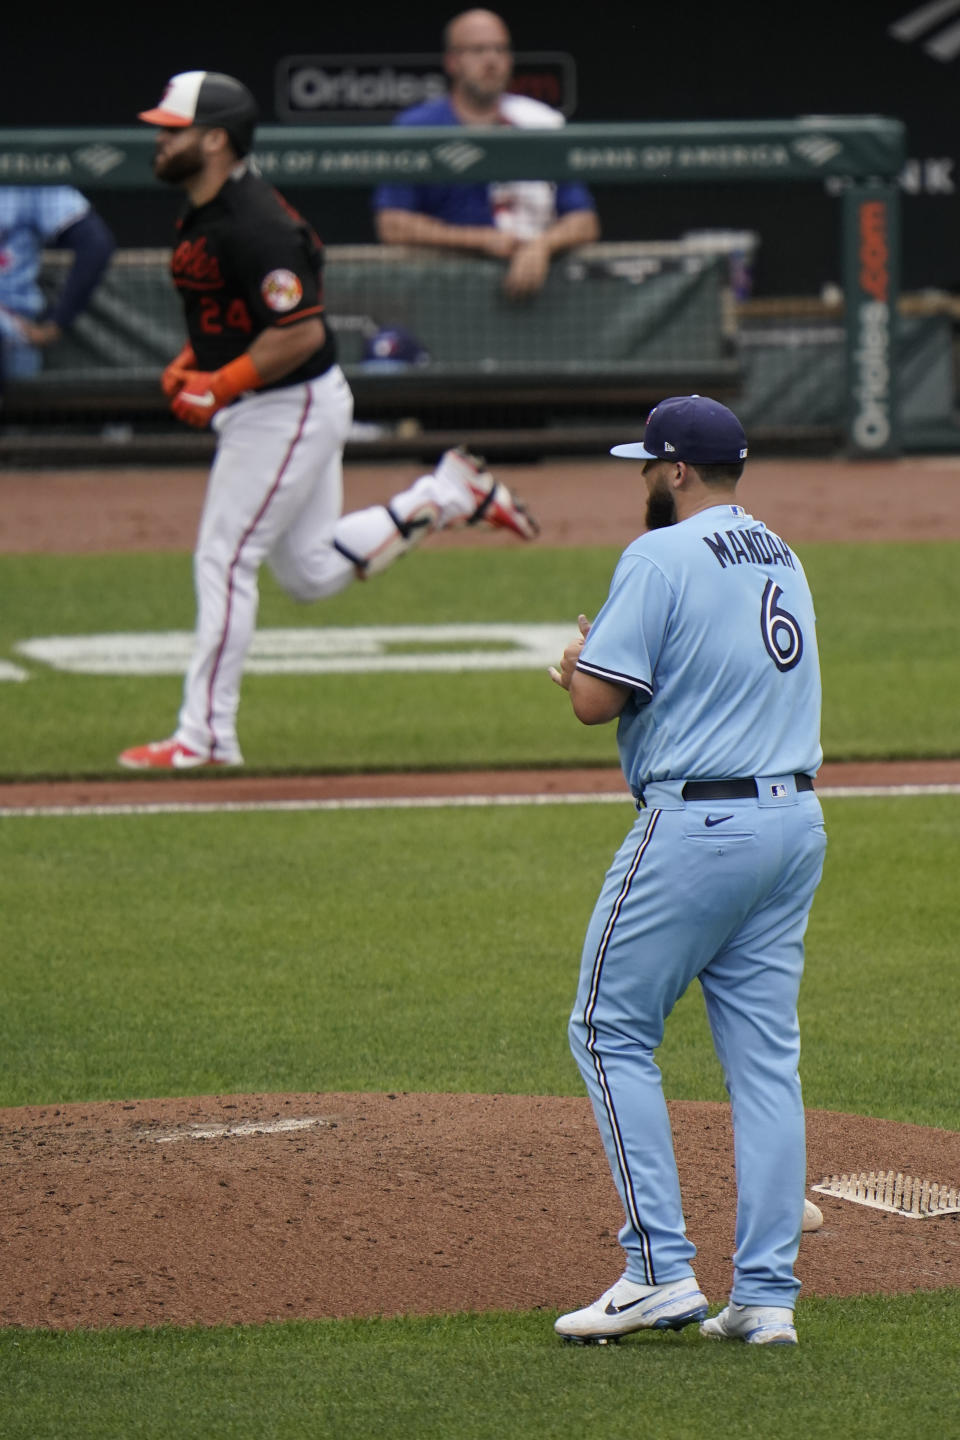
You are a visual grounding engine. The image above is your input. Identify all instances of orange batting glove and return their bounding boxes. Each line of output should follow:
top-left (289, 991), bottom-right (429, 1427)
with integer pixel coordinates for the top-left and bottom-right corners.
top-left (170, 354), bottom-right (263, 428)
top-left (161, 343), bottom-right (197, 399)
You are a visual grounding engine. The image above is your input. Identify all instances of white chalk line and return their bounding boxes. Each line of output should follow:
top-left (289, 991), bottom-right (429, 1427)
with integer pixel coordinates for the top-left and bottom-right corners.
top-left (0, 782), bottom-right (958, 819)
top-left (147, 1117), bottom-right (335, 1143)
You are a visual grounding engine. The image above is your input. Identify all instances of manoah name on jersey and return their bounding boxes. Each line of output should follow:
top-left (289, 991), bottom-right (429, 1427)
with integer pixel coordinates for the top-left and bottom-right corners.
top-left (703, 526), bottom-right (796, 571)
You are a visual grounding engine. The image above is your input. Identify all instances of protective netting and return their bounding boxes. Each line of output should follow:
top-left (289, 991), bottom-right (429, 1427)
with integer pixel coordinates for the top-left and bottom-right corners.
top-left (19, 240), bottom-right (740, 375)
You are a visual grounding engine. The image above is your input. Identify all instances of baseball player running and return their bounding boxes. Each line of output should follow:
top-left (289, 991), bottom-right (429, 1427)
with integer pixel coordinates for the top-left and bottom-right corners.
top-left (120, 72), bottom-right (537, 771)
top-left (549, 396), bottom-right (827, 1346)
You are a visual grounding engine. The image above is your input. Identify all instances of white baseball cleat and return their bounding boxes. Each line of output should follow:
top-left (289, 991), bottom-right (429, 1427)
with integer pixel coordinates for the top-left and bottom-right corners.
top-left (434, 446), bottom-right (539, 540)
top-left (700, 1303), bottom-right (798, 1345)
top-left (555, 1274), bottom-right (708, 1343)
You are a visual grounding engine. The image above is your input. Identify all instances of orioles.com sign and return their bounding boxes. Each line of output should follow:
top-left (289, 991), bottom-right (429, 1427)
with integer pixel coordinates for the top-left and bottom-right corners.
top-left (851, 199), bottom-right (893, 451)
top-left (275, 53), bottom-right (577, 123)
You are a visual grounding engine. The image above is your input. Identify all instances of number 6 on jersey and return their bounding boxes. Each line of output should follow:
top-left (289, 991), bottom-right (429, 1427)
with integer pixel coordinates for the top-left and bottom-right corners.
top-left (761, 579), bottom-right (804, 671)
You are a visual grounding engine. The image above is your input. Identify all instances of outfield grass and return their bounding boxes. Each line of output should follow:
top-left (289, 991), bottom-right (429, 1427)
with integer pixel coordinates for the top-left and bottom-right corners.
top-left (0, 542), bottom-right (957, 776)
top-left (3, 1293), bottom-right (959, 1440)
top-left (2, 796), bottom-right (957, 1125)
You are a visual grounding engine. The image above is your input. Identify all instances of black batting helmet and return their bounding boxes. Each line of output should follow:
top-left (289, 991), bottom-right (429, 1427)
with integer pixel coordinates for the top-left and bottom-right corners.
top-left (139, 71), bottom-right (259, 157)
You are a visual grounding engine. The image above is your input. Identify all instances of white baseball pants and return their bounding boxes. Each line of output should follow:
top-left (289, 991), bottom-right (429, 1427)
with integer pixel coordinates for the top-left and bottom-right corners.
top-left (173, 365), bottom-right (472, 763)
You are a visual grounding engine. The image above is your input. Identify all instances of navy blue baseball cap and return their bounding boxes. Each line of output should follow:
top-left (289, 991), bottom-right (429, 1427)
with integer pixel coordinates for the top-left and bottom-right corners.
top-left (361, 325), bottom-right (430, 366)
top-left (611, 394), bottom-right (748, 464)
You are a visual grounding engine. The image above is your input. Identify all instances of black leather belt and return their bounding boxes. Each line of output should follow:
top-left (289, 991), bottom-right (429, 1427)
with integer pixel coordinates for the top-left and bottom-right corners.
top-left (681, 774), bottom-right (814, 800)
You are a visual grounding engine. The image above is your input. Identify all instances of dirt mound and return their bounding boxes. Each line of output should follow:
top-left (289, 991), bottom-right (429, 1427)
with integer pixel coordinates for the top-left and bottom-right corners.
top-left (3, 1091), bottom-right (958, 1330)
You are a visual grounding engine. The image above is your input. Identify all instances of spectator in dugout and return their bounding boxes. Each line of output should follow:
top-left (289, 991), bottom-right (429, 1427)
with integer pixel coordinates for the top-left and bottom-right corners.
top-left (0, 186), bottom-right (115, 391)
top-left (372, 8), bottom-right (599, 298)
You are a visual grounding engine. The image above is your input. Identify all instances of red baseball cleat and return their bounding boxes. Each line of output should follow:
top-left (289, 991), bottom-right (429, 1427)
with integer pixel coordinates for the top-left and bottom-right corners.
top-left (118, 738), bottom-right (236, 770)
top-left (436, 447), bottom-right (540, 541)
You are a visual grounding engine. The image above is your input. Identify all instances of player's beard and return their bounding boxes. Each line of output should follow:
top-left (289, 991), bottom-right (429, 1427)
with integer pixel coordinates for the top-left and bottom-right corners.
top-left (645, 474), bottom-right (678, 529)
top-left (154, 142), bottom-right (206, 186)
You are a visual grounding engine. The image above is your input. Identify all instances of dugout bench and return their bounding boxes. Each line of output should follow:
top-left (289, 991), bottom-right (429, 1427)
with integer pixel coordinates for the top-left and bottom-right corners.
top-left (6, 241), bottom-right (958, 462)
top-left (2, 241), bottom-right (743, 463)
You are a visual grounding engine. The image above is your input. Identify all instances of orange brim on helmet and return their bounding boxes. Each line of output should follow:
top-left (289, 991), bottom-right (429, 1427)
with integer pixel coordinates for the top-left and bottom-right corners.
top-left (137, 106), bottom-right (193, 126)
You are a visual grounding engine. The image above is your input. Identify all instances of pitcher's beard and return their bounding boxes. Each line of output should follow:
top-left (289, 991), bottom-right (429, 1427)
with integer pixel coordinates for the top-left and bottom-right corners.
top-left (645, 487), bottom-right (677, 530)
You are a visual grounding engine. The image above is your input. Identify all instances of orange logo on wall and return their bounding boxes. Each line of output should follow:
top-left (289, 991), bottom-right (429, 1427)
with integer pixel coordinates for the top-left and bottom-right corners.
top-left (859, 201), bottom-right (888, 303)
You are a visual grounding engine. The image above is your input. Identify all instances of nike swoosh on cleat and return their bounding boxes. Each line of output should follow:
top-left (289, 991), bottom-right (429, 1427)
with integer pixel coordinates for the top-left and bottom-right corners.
top-left (705, 814), bottom-right (734, 827)
top-left (603, 1297), bottom-right (645, 1316)
top-left (171, 748), bottom-right (204, 768)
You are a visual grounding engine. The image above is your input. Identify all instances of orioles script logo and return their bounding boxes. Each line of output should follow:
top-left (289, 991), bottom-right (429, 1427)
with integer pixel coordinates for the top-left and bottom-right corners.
top-left (171, 237), bottom-right (223, 287)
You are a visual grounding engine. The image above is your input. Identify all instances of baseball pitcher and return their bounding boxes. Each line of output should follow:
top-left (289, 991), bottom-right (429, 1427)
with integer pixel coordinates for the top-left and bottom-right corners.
top-left (550, 395), bottom-right (827, 1346)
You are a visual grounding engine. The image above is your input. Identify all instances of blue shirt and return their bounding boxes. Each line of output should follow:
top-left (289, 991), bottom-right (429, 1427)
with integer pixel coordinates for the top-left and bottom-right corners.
top-left (371, 95), bottom-right (595, 226)
top-left (577, 504), bottom-right (823, 794)
top-left (0, 186), bottom-right (90, 316)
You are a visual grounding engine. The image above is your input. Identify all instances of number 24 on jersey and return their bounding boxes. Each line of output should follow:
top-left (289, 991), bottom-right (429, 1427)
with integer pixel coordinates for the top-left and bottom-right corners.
top-left (199, 297), bottom-right (252, 334)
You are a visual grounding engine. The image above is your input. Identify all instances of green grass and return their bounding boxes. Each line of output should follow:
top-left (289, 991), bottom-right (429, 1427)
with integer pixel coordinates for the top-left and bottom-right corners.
top-left (0, 541), bottom-right (957, 777)
top-left (2, 535), bottom-right (958, 1437)
top-left (0, 803), bottom-right (623, 1106)
top-left (3, 1293), bottom-right (959, 1440)
top-left (2, 796), bottom-right (958, 1128)
top-left (802, 542), bottom-right (960, 759)
top-left (800, 796), bottom-right (960, 1123)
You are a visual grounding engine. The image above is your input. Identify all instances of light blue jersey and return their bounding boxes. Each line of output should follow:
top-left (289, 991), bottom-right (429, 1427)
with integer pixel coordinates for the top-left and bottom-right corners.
top-left (0, 186), bottom-right (89, 317)
top-left (578, 503), bottom-right (822, 796)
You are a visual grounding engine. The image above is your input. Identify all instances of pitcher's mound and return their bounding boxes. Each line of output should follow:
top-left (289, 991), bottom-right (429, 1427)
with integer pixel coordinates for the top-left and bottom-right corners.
top-left (2, 1091), bottom-right (958, 1330)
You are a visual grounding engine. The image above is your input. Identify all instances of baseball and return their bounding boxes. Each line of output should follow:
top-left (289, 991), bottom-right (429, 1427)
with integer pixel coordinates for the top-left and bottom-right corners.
top-left (802, 1197), bottom-right (824, 1231)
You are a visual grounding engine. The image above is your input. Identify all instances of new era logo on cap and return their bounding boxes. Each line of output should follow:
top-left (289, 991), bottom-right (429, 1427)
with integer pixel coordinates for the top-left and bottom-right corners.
top-left (610, 394), bottom-right (749, 465)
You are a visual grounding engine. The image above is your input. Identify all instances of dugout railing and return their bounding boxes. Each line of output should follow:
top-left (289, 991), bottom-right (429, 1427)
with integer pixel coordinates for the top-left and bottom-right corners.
top-left (0, 118), bottom-right (908, 460)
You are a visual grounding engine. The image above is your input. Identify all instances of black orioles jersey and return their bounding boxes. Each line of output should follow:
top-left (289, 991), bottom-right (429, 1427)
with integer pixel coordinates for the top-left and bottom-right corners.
top-left (170, 167), bottom-right (337, 388)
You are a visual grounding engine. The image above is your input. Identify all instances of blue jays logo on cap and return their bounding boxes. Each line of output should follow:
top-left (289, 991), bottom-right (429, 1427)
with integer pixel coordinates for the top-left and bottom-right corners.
top-left (610, 394), bottom-right (748, 464)
top-left (361, 325), bottom-right (429, 368)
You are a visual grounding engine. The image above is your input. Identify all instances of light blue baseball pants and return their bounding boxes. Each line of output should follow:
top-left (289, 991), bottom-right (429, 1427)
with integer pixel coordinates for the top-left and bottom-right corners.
top-left (569, 777), bottom-right (827, 1309)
